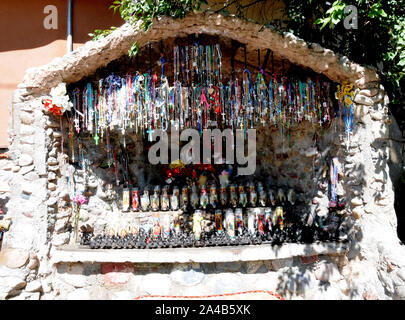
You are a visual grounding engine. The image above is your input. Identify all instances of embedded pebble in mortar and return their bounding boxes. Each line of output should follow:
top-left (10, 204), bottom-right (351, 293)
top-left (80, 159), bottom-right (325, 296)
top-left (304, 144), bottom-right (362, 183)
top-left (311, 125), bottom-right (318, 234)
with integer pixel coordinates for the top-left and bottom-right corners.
top-left (20, 165), bottom-right (35, 175)
top-left (48, 183), bottom-right (57, 191)
top-left (47, 157), bottom-right (58, 165)
top-left (20, 112), bottom-right (35, 125)
top-left (52, 131), bottom-right (62, 138)
top-left (351, 198), bottom-right (363, 207)
top-left (18, 154), bottom-right (33, 167)
top-left (48, 172), bottom-right (56, 180)
top-left (25, 280), bottom-right (42, 293)
top-left (354, 94), bottom-right (374, 106)
top-left (371, 112), bottom-right (383, 121)
top-left (352, 207), bottom-right (364, 219)
top-left (22, 183), bottom-right (34, 195)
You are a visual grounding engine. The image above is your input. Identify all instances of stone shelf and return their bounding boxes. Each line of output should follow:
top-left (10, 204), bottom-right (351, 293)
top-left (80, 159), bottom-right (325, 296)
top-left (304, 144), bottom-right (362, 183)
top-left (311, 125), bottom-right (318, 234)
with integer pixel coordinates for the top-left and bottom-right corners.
top-left (51, 241), bottom-right (349, 265)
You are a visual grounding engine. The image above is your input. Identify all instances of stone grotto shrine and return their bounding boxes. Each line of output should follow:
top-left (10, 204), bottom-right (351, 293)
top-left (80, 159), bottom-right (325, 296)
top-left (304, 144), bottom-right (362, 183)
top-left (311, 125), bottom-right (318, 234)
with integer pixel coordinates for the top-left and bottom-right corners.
top-left (0, 13), bottom-right (405, 300)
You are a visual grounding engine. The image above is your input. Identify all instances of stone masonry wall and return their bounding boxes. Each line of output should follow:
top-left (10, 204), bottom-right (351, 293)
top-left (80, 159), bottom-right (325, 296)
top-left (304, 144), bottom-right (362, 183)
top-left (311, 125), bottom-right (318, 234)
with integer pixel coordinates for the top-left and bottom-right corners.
top-left (0, 13), bottom-right (404, 300)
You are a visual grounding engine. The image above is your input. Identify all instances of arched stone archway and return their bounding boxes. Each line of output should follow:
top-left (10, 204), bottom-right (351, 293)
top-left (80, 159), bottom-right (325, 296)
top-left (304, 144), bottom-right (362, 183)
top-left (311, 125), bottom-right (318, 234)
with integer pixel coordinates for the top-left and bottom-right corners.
top-left (1, 13), bottom-right (404, 300)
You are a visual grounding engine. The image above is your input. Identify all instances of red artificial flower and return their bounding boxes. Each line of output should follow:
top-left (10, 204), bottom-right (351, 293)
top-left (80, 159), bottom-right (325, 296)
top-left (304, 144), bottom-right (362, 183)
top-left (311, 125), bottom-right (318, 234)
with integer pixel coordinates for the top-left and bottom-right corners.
top-left (43, 98), bottom-right (63, 116)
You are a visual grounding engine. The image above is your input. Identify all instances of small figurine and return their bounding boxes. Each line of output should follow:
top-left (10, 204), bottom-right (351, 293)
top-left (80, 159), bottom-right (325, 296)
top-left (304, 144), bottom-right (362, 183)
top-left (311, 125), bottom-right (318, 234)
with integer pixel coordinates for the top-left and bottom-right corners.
top-left (235, 208), bottom-right (243, 235)
top-left (161, 214), bottom-right (171, 239)
top-left (287, 189), bottom-right (297, 205)
top-left (209, 183), bottom-right (218, 209)
top-left (247, 208), bottom-right (256, 234)
top-left (180, 186), bottom-right (189, 211)
top-left (229, 184), bottom-right (238, 208)
top-left (200, 185), bottom-right (209, 209)
top-left (257, 211), bottom-right (265, 236)
top-left (225, 209), bottom-right (235, 238)
top-left (140, 187), bottom-right (150, 211)
top-left (219, 184), bottom-right (228, 207)
top-left (161, 186), bottom-right (170, 211)
top-left (268, 189), bottom-right (276, 206)
top-left (152, 213), bottom-right (161, 240)
top-left (190, 184), bottom-right (199, 209)
top-left (264, 208), bottom-right (272, 233)
top-left (122, 188), bottom-right (130, 212)
top-left (275, 206), bottom-right (285, 230)
top-left (173, 211), bottom-right (181, 234)
top-left (258, 182), bottom-right (267, 207)
top-left (238, 185), bottom-right (248, 208)
top-left (131, 187), bottom-right (140, 212)
top-left (151, 186), bottom-right (161, 211)
top-left (249, 183), bottom-right (257, 207)
top-left (277, 188), bottom-right (286, 204)
top-left (193, 210), bottom-right (203, 240)
top-left (215, 209), bottom-right (223, 233)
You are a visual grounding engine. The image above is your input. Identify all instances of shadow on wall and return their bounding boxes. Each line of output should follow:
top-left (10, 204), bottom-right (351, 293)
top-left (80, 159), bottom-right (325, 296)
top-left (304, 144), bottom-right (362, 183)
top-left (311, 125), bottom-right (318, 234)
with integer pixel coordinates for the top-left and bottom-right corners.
top-left (394, 171), bottom-right (405, 243)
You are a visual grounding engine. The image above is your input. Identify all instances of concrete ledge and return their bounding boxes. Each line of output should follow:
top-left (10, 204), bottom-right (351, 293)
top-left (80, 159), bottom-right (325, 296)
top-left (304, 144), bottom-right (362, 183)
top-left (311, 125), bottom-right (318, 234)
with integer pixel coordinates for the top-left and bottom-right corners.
top-left (51, 241), bottom-right (349, 264)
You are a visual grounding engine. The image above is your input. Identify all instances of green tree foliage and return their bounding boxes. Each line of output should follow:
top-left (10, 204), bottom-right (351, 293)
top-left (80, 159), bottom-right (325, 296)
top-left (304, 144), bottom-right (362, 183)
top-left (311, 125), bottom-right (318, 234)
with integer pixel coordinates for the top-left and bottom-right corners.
top-left (284, 0), bottom-right (404, 117)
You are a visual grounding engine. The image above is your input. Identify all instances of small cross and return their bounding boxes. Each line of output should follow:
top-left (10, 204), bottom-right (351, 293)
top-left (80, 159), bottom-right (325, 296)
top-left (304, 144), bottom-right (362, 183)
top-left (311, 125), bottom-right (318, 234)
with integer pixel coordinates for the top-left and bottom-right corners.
top-left (171, 120), bottom-right (179, 131)
top-left (221, 112), bottom-right (226, 122)
top-left (147, 127), bottom-right (154, 142)
top-left (74, 118), bottom-right (80, 133)
top-left (94, 133), bottom-right (99, 145)
top-left (319, 118), bottom-right (323, 126)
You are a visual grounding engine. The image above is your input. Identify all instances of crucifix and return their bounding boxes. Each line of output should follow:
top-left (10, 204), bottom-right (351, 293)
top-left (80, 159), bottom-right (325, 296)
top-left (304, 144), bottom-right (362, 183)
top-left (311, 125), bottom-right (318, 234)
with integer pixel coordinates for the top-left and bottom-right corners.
top-left (147, 127), bottom-right (154, 142)
top-left (171, 119), bottom-right (179, 131)
top-left (74, 117), bottom-right (80, 134)
top-left (94, 132), bottom-right (99, 146)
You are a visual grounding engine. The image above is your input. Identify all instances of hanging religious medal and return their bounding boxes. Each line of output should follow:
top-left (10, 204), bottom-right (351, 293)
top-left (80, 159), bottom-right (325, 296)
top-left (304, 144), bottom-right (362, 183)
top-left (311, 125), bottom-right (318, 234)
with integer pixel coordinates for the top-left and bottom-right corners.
top-left (170, 186), bottom-right (180, 211)
top-left (225, 208), bottom-right (235, 239)
top-left (131, 187), bottom-right (140, 212)
top-left (193, 210), bottom-right (203, 241)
